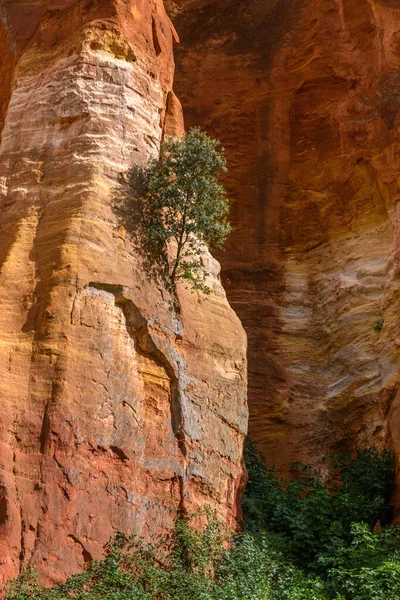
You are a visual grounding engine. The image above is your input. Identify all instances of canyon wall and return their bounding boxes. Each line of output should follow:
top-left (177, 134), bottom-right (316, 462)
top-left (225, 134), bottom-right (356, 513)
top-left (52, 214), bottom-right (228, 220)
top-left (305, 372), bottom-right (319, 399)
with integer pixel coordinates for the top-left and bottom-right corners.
top-left (170, 0), bottom-right (400, 488)
top-left (0, 0), bottom-right (247, 583)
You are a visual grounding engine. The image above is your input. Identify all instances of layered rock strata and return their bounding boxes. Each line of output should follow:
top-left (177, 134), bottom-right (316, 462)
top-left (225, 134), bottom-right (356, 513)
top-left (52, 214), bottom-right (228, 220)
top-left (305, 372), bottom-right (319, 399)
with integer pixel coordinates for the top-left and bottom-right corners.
top-left (170, 0), bottom-right (400, 488)
top-left (0, 0), bottom-right (247, 583)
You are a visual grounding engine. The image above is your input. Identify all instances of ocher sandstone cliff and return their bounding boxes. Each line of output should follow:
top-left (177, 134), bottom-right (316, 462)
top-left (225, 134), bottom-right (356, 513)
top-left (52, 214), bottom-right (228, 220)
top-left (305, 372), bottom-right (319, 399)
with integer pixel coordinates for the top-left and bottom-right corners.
top-left (0, 0), bottom-right (247, 583)
top-left (171, 0), bottom-right (400, 487)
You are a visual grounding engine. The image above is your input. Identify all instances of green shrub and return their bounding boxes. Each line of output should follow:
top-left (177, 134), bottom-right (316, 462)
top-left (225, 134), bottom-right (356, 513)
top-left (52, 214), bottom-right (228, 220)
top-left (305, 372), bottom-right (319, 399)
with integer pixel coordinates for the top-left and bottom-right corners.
top-left (5, 444), bottom-right (398, 600)
top-left (242, 441), bottom-right (394, 570)
top-left (4, 511), bottom-right (272, 600)
top-left (323, 523), bottom-right (400, 599)
top-left (373, 320), bottom-right (384, 331)
top-left (242, 439), bottom-right (399, 599)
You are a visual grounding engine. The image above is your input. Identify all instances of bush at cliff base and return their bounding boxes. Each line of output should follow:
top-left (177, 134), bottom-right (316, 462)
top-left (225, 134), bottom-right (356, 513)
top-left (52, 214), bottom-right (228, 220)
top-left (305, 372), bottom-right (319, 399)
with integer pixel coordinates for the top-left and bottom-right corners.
top-left (242, 441), bottom-right (400, 599)
top-left (3, 525), bottom-right (329, 600)
top-left (4, 514), bottom-right (273, 600)
top-left (4, 446), bottom-right (400, 600)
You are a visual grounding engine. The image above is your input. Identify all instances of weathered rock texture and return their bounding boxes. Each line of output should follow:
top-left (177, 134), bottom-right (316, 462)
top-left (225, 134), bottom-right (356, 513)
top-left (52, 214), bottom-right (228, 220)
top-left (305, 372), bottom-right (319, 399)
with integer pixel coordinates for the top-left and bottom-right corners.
top-left (170, 0), bottom-right (400, 492)
top-left (0, 0), bottom-right (247, 583)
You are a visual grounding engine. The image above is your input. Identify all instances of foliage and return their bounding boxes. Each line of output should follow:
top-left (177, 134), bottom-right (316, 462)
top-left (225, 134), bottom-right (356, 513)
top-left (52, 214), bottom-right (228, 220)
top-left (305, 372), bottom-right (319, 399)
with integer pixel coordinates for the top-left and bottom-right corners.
top-left (373, 320), bottom-right (384, 331)
top-left (142, 127), bottom-right (231, 292)
top-left (5, 445), bottom-right (398, 600)
top-left (242, 439), bottom-right (399, 599)
top-left (242, 440), bottom-right (395, 570)
top-left (4, 510), bottom-right (271, 600)
top-left (3, 522), bottom-right (329, 600)
top-left (322, 523), bottom-right (400, 599)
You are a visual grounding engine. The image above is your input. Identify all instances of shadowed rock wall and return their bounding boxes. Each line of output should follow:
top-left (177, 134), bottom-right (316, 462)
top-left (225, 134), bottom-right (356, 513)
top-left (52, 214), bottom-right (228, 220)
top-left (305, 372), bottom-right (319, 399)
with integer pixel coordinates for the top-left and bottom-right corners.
top-left (0, 0), bottom-right (247, 583)
top-left (170, 0), bottom-right (400, 493)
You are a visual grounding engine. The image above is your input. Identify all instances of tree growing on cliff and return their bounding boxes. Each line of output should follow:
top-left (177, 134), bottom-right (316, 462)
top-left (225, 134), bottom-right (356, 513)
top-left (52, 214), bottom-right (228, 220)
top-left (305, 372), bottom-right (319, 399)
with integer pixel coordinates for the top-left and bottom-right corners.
top-left (142, 128), bottom-right (231, 292)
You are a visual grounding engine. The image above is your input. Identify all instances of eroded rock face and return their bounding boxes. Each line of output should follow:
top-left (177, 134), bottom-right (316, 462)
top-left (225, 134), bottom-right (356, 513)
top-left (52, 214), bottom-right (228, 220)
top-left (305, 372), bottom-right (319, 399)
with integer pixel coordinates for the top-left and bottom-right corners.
top-left (0, 0), bottom-right (247, 583)
top-left (170, 0), bottom-right (400, 490)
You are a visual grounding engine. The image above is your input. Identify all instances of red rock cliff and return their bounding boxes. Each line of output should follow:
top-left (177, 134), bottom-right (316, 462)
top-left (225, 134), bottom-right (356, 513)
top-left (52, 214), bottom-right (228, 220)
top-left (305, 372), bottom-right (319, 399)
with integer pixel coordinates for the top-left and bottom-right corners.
top-left (0, 0), bottom-right (247, 583)
top-left (170, 0), bottom-right (400, 488)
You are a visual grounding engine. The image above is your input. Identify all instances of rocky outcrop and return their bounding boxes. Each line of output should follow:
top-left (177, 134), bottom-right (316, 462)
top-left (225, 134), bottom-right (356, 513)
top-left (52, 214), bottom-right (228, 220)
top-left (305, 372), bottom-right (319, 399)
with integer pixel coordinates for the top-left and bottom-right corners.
top-left (0, 0), bottom-right (247, 583)
top-left (170, 0), bottom-right (400, 487)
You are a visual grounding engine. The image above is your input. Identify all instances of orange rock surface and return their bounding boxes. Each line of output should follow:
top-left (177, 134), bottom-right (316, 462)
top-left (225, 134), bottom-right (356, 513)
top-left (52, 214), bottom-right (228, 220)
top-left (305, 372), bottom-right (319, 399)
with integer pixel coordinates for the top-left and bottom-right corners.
top-left (0, 0), bottom-right (247, 583)
top-left (171, 0), bottom-right (400, 489)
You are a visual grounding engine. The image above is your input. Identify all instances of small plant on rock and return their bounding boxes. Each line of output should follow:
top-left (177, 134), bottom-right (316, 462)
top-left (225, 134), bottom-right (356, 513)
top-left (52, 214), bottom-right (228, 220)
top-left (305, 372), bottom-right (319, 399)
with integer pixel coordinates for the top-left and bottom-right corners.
top-left (373, 319), bottom-right (384, 332)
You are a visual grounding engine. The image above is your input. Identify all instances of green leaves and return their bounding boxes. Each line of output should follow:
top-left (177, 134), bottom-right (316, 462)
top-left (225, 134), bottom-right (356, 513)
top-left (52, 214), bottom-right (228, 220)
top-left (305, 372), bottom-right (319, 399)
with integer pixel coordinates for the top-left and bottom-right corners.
top-left (324, 523), bottom-right (400, 599)
top-left (242, 439), bottom-right (400, 599)
top-left (243, 441), bottom-right (395, 569)
top-left (5, 446), bottom-right (398, 600)
top-left (142, 128), bottom-right (231, 292)
top-left (4, 510), bottom-right (271, 600)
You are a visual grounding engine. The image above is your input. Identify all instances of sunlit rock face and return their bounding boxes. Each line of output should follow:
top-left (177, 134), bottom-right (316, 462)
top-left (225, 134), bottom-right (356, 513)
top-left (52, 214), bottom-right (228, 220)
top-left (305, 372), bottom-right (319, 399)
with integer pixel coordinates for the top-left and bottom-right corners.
top-left (170, 0), bottom-right (400, 493)
top-left (0, 0), bottom-right (247, 583)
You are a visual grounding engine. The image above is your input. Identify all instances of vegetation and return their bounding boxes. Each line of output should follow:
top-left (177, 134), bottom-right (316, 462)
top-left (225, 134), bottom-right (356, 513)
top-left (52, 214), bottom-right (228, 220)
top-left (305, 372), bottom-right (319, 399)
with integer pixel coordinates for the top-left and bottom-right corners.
top-left (4, 511), bottom-right (271, 600)
top-left (242, 441), bottom-right (399, 599)
top-left (243, 443), bottom-right (395, 569)
top-left (4, 444), bottom-right (399, 600)
top-left (373, 320), bottom-right (384, 331)
top-left (142, 127), bottom-right (231, 292)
